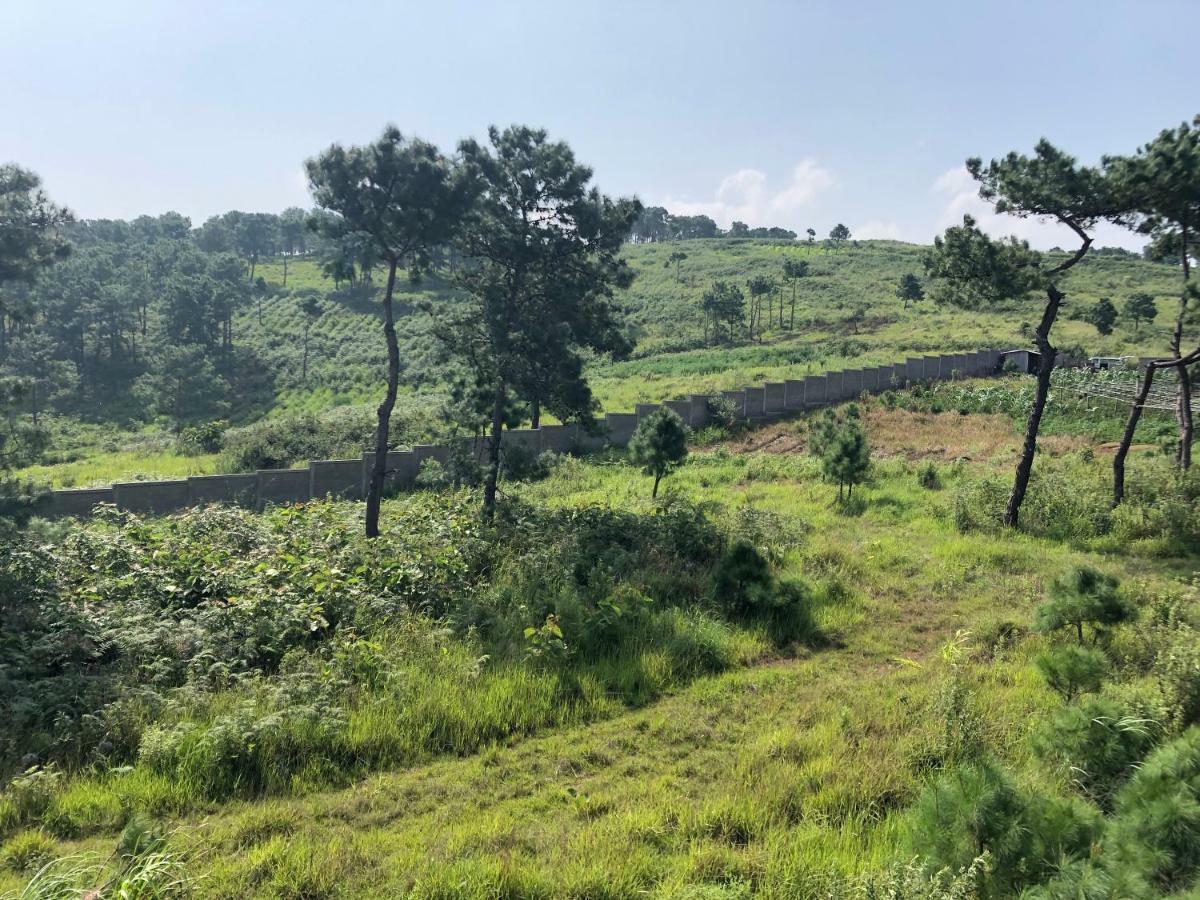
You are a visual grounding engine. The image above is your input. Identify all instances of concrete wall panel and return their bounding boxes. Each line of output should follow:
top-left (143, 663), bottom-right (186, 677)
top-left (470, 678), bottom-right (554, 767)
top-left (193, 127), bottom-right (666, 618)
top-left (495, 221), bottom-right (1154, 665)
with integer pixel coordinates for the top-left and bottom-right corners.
top-left (804, 376), bottom-right (827, 407)
top-left (664, 399), bottom-right (692, 424)
top-left (309, 460), bottom-right (363, 500)
top-left (257, 469), bottom-right (310, 509)
top-left (721, 391), bottom-right (747, 419)
top-left (764, 382), bottom-right (786, 414)
top-left (538, 424), bottom-right (578, 453)
top-left (688, 395), bottom-right (711, 428)
top-left (189, 473), bottom-right (257, 507)
top-left (114, 480), bottom-right (190, 515)
top-left (604, 412), bottom-right (639, 446)
top-left (743, 387), bottom-right (766, 418)
top-left (842, 369), bottom-right (863, 398)
top-left (46, 487), bottom-right (114, 518)
top-left (784, 379), bottom-right (806, 409)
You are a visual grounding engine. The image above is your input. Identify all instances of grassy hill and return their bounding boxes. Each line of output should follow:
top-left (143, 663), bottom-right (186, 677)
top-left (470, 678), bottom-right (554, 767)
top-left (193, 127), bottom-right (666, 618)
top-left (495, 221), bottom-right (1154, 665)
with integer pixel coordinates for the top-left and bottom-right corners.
top-left (3, 378), bottom-right (1198, 897)
top-left (17, 239), bottom-right (1185, 487)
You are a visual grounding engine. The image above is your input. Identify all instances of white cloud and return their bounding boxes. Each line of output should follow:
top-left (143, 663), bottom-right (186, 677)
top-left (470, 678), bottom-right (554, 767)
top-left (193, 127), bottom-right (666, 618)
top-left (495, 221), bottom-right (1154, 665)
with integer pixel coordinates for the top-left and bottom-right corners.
top-left (662, 159), bottom-right (834, 231)
top-left (853, 219), bottom-right (905, 241)
top-left (931, 165), bottom-right (1143, 252)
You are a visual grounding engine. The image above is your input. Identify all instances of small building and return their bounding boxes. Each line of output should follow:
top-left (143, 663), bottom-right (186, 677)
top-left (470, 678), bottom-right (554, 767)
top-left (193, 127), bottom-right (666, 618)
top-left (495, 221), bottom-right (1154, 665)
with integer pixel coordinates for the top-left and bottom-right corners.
top-left (1000, 349), bottom-right (1040, 374)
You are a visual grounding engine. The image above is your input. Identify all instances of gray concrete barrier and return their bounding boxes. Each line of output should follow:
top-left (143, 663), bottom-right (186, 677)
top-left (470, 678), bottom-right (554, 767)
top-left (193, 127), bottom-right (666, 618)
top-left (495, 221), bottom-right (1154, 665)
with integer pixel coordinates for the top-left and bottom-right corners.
top-left (784, 379), bottom-right (806, 409)
top-left (257, 469), bottom-right (310, 509)
top-left (604, 412), bottom-right (639, 445)
top-left (46, 487), bottom-right (114, 518)
top-left (804, 376), bottom-right (827, 407)
top-left (538, 424), bottom-right (578, 453)
top-left (664, 399), bottom-right (692, 424)
top-left (309, 460), bottom-right (363, 500)
top-left (114, 480), bottom-right (190, 515)
top-left (744, 387), bottom-right (766, 418)
top-left (50, 349), bottom-right (1011, 519)
top-left (720, 390), bottom-right (747, 419)
top-left (764, 382), bottom-right (786, 414)
top-left (842, 369), bottom-right (863, 398)
top-left (189, 473), bottom-right (258, 507)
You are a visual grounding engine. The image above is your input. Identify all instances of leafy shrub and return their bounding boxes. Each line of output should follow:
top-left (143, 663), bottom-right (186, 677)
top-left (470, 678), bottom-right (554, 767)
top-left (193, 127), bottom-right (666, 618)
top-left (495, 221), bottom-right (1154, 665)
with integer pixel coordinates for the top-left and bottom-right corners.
top-left (953, 476), bottom-right (1008, 533)
top-left (917, 462), bottom-right (942, 490)
top-left (1035, 645), bottom-right (1109, 701)
top-left (710, 541), bottom-right (774, 615)
top-left (1, 829), bottom-right (56, 873)
top-left (905, 761), bottom-right (1101, 896)
top-left (1109, 727), bottom-right (1200, 892)
top-left (1031, 695), bottom-right (1158, 810)
top-left (175, 419), bottom-right (227, 455)
top-left (1033, 567), bottom-right (1135, 645)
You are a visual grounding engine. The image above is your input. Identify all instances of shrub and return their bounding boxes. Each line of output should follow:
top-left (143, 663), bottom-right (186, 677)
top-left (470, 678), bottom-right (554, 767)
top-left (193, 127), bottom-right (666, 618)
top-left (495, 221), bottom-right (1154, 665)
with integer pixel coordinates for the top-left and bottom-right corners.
top-left (628, 408), bottom-right (689, 498)
top-left (414, 458), bottom-right (448, 489)
top-left (905, 761), bottom-right (1101, 896)
top-left (1, 829), bottom-right (56, 873)
top-left (1033, 567), bottom-right (1135, 645)
top-left (1035, 645), bottom-right (1109, 701)
top-left (1031, 695), bottom-right (1158, 810)
top-left (918, 462), bottom-right (942, 490)
top-left (710, 542), bottom-right (775, 615)
top-left (1109, 727), bottom-right (1200, 892)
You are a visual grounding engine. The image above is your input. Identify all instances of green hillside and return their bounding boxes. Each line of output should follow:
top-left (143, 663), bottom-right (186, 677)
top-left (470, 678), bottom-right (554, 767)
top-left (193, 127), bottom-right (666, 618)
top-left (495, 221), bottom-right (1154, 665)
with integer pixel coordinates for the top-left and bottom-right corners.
top-left (20, 239), bottom-right (1181, 488)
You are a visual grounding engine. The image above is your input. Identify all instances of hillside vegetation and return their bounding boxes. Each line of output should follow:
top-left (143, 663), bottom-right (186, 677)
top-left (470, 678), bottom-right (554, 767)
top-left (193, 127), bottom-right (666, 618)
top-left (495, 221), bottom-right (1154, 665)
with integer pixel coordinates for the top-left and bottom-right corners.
top-left (19, 239), bottom-right (1183, 487)
top-left (3, 379), bottom-right (1200, 897)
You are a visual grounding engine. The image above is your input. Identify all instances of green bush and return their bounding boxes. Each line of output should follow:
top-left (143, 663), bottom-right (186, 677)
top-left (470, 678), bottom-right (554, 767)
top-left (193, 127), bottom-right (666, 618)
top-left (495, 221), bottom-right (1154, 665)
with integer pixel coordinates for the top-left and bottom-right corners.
top-left (1035, 645), bottom-right (1109, 701)
top-left (1109, 727), bottom-right (1200, 892)
top-left (905, 761), bottom-right (1101, 896)
top-left (1031, 695), bottom-right (1158, 810)
top-left (1033, 567), bottom-right (1135, 645)
top-left (917, 462), bottom-right (942, 490)
top-left (1, 829), bottom-right (56, 873)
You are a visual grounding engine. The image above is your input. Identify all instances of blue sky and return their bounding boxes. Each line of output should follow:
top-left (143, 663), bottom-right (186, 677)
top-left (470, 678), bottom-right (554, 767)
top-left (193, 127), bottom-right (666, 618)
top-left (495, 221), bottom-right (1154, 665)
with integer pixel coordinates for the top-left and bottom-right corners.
top-left (5, 0), bottom-right (1195, 249)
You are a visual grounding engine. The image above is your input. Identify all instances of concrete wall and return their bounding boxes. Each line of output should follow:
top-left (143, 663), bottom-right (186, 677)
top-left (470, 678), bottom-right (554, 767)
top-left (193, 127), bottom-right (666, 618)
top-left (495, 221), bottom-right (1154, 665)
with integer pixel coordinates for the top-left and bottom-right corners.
top-left (764, 382), bottom-right (786, 414)
top-left (45, 487), bottom-right (114, 519)
top-left (721, 390), bottom-right (747, 418)
top-left (309, 460), bottom-right (363, 500)
top-left (784, 379), bottom-right (806, 410)
top-left (538, 424), bottom-right (578, 453)
top-left (743, 387), bottom-right (766, 418)
top-left (51, 348), bottom-right (1011, 519)
top-left (190, 473), bottom-right (258, 507)
top-left (113, 480), bottom-right (190, 515)
top-left (257, 469), bottom-right (310, 509)
top-left (664, 399), bottom-right (692, 424)
top-left (605, 412), bottom-right (639, 446)
top-left (804, 376), bottom-right (827, 407)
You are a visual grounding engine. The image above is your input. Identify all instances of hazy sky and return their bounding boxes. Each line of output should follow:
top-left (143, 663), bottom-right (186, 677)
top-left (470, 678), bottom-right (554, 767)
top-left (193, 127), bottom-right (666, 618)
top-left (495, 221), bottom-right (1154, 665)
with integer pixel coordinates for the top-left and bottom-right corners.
top-left (5, 0), bottom-right (1195, 249)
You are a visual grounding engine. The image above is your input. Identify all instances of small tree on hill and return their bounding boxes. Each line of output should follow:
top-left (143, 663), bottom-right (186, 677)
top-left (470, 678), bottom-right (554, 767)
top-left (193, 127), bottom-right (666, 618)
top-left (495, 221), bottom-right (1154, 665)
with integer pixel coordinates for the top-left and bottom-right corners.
top-left (1034, 644), bottom-right (1108, 701)
top-left (306, 125), bottom-right (477, 537)
top-left (629, 407), bottom-right (688, 498)
top-left (828, 223), bottom-right (851, 252)
top-left (806, 228), bottom-right (816, 244)
top-left (299, 293), bottom-right (322, 383)
top-left (782, 258), bottom-right (809, 329)
top-left (1033, 567), bottom-right (1135, 645)
top-left (923, 140), bottom-right (1125, 527)
top-left (1124, 292), bottom-right (1157, 335)
top-left (665, 249), bottom-right (687, 282)
top-left (810, 406), bottom-right (871, 501)
top-left (896, 273), bottom-right (924, 309)
top-left (1088, 297), bottom-right (1118, 335)
top-left (746, 275), bottom-right (773, 340)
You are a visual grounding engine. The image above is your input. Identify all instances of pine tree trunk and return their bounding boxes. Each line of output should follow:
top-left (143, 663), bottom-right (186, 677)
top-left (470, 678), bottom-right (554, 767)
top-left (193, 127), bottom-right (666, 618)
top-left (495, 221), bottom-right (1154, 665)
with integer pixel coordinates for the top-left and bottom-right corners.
top-left (1174, 222), bottom-right (1192, 469)
top-left (365, 258), bottom-right (400, 539)
top-left (530, 396), bottom-right (541, 430)
top-left (1005, 286), bottom-right (1062, 527)
top-left (652, 472), bottom-right (661, 499)
top-left (482, 380), bottom-right (506, 522)
top-left (1113, 363), bottom-right (1156, 507)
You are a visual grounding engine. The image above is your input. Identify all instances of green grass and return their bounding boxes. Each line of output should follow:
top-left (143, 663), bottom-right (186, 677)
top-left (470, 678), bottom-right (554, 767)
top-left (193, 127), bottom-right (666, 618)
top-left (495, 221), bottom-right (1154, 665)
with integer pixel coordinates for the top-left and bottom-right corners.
top-left (5, 393), bottom-right (1196, 897)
